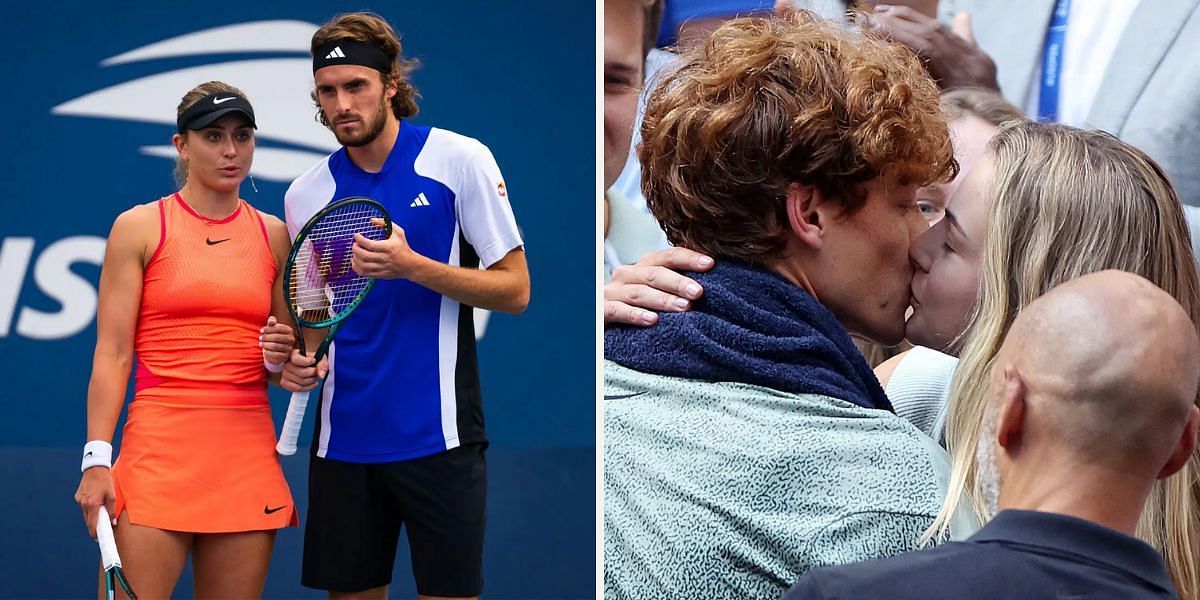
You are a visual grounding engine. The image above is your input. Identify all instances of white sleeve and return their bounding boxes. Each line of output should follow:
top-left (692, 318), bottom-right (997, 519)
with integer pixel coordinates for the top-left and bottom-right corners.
top-left (456, 143), bottom-right (523, 268)
top-left (285, 155), bottom-right (336, 238)
top-left (886, 346), bottom-right (959, 442)
top-left (283, 184), bottom-right (301, 238)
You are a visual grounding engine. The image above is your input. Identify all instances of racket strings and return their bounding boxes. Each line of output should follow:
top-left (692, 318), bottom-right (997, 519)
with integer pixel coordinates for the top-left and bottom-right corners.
top-left (289, 203), bottom-right (388, 321)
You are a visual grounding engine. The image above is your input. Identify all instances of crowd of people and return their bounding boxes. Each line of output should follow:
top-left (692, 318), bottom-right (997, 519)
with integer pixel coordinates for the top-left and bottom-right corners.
top-left (604, 1), bottom-right (1200, 599)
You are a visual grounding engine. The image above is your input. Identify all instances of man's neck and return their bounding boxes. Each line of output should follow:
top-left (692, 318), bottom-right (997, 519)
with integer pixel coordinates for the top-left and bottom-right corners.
top-left (346, 117), bottom-right (401, 174)
top-left (763, 238), bottom-right (819, 299)
top-left (997, 459), bottom-right (1153, 536)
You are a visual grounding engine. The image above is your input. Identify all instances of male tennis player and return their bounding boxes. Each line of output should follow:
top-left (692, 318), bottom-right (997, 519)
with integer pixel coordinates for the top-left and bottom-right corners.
top-left (270, 12), bottom-right (529, 600)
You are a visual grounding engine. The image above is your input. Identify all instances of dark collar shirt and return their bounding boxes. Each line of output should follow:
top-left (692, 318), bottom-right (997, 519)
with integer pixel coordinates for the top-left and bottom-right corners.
top-left (784, 509), bottom-right (1177, 600)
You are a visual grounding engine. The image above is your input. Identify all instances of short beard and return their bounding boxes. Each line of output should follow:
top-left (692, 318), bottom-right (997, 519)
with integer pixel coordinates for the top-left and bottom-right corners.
top-left (975, 406), bottom-right (1003, 518)
top-left (331, 95), bottom-right (390, 148)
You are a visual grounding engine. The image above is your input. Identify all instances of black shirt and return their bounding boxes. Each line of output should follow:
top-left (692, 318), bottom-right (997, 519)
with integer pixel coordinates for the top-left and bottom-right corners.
top-left (784, 509), bottom-right (1176, 600)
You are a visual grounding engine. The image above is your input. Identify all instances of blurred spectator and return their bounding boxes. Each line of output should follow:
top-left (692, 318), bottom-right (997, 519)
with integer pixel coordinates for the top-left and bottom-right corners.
top-left (916, 88), bottom-right (1025, 224)
top-left (604, 0), bottom-right (665, 280)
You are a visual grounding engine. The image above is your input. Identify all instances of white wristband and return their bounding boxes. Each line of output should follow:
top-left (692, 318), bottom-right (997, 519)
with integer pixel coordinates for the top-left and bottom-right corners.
top-left (81, 440), bottom-right (113, 473)
top-left (264, 356), bottom-right (285, 373)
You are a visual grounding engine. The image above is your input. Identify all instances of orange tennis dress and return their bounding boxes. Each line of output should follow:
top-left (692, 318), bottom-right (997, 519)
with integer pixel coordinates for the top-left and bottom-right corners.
top-left (111, 193), bottom-right (297, 532)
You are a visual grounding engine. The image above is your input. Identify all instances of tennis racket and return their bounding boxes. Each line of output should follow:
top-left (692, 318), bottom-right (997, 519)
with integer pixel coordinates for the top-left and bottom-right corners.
top-left (276, 197), bottom-right (391, 455)
top-left (96, 505), bottom-right (136, 600)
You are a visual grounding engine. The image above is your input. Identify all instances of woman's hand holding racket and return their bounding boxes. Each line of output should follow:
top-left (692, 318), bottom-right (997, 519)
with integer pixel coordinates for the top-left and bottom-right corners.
top-left (259, 316), bottom-right (295, 367)
top-left (96, 505), bottom-right (136, 599)
top-left (74, 467), bottom-right (116, 539)
top-left (76, 469), bottom-right (137, 598)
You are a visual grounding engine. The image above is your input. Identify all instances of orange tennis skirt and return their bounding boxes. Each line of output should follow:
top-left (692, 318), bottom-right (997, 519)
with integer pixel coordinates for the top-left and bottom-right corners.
top-left (111, 381), bottom-right (297, 533)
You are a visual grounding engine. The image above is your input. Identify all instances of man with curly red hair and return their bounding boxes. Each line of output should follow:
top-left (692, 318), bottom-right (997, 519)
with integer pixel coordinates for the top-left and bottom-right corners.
top-left (603, 10), bottom-right (967, 599)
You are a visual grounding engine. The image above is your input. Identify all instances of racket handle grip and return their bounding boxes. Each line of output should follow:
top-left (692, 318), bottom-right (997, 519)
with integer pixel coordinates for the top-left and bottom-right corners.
top-left (277, 390), bottom-right (312, 455)
top-left (96, 505), bottom-right (122, 569)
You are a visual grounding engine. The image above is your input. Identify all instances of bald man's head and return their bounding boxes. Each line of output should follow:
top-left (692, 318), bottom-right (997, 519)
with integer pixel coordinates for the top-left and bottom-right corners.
top-left (989, 270), bottom-right (1200, 477)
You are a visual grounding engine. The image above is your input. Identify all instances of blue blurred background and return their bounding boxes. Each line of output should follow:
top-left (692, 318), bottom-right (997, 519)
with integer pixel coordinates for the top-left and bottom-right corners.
top-left (0, 2), bottom-right (595, 598)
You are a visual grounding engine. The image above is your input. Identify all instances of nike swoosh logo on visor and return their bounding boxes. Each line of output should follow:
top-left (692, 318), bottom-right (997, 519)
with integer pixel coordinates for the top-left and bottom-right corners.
top-left (213, 96), bottom-right (236, 104)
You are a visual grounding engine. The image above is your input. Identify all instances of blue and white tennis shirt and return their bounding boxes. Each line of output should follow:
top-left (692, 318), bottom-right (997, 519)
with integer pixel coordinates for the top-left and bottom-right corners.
top-left (284, 121), bottom-right (523, 462)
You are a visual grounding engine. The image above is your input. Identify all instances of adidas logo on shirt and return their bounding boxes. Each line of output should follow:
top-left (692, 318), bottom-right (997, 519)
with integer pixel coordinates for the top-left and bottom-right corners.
top-left (324, 46), bottom-right (346, 59)
top-left (410, 193), bottom-right (430, 207)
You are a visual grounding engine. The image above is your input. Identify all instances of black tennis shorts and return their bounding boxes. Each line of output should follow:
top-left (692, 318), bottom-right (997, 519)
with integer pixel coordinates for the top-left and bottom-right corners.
top-left (301, 443), bottom-right (487, 595)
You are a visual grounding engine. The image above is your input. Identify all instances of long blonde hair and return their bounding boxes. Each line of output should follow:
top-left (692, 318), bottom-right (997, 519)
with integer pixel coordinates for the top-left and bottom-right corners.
top-left (929, 121), bottom-right (1200, 599)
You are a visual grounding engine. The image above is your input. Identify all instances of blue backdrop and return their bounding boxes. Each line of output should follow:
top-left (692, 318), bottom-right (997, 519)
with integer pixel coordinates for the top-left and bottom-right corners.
top-left (0, 2), bottom-right (595, 598)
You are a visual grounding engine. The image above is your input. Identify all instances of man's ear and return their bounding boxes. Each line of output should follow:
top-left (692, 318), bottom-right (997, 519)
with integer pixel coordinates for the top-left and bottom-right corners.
top-left (996, 364), bottom-right (1028, 454)
top-left (786, 182), bottom-right (824, 250)
top-left (385, 76), bottom-right (398, 102)
top-left (1159, 405), bottom-right (1199, 479)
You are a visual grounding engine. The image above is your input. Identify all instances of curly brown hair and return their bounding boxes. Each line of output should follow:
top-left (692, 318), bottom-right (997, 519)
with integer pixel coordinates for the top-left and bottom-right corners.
top-left (639, 11), bottom-right (957, 262)
top-left (311, 12), bottom-right (420, 124)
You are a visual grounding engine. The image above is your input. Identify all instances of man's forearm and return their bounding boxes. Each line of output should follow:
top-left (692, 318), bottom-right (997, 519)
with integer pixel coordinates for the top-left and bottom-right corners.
top-left (407, 250), bottom-right (529, 314)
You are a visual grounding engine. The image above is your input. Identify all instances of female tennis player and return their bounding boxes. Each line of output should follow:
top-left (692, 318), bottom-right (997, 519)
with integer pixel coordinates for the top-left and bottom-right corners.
top-left (72, 81), bottom-right (296, 599)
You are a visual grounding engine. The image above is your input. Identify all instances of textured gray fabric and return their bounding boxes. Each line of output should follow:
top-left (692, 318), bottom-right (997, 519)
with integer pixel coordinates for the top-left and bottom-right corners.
top-left (602, 361), bottom-right (963, 599)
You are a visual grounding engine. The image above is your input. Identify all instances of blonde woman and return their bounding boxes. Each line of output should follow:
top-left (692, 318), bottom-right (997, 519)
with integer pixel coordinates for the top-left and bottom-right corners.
top-left (607, 121), bottom-right (1200, 598)
top-left (933, 123), bottom-right (1200, 599)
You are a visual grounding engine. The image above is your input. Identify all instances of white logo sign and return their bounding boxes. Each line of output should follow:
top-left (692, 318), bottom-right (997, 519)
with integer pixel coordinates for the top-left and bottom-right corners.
top-left (51, 20), bottom-right (338, 183)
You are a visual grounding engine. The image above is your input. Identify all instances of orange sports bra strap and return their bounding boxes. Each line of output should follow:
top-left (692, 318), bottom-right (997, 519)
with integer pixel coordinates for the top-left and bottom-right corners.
top-left (246, 201), bottom-right (272, 252)
top-left (146, 197), bottom-right (168, 266)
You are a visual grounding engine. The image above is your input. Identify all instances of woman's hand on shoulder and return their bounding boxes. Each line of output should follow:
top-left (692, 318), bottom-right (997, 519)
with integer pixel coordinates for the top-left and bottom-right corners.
top-left (604, 247), bottom-right (714, 326)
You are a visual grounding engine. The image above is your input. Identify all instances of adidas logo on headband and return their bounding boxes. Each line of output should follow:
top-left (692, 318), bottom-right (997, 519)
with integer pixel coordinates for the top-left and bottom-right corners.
top-left (313, 39), bottom-right (392, 74)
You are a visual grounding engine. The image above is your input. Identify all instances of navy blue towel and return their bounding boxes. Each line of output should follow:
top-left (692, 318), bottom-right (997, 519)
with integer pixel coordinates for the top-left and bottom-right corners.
top-left (605, 260), bottom-right (893, 412)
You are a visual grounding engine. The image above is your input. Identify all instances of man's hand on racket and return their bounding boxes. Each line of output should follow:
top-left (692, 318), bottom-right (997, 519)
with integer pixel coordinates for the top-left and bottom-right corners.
top-left (280, 349), bottom-right (329, 393)
top-left (605, 247), bottom-right (714, 326)
top-left (74, 467), bottom-right (116, 539)
top-left (260, 316), bottom-right (294, 366)
top-left (352, 218), bottom-right (424, 279)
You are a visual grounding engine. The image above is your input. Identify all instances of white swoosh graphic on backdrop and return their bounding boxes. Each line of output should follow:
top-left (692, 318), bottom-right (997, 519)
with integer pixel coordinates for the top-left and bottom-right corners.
top-left (51, 22), bottom-right (336, 182)
top-left (100, 20), bottom-right (317, 66)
